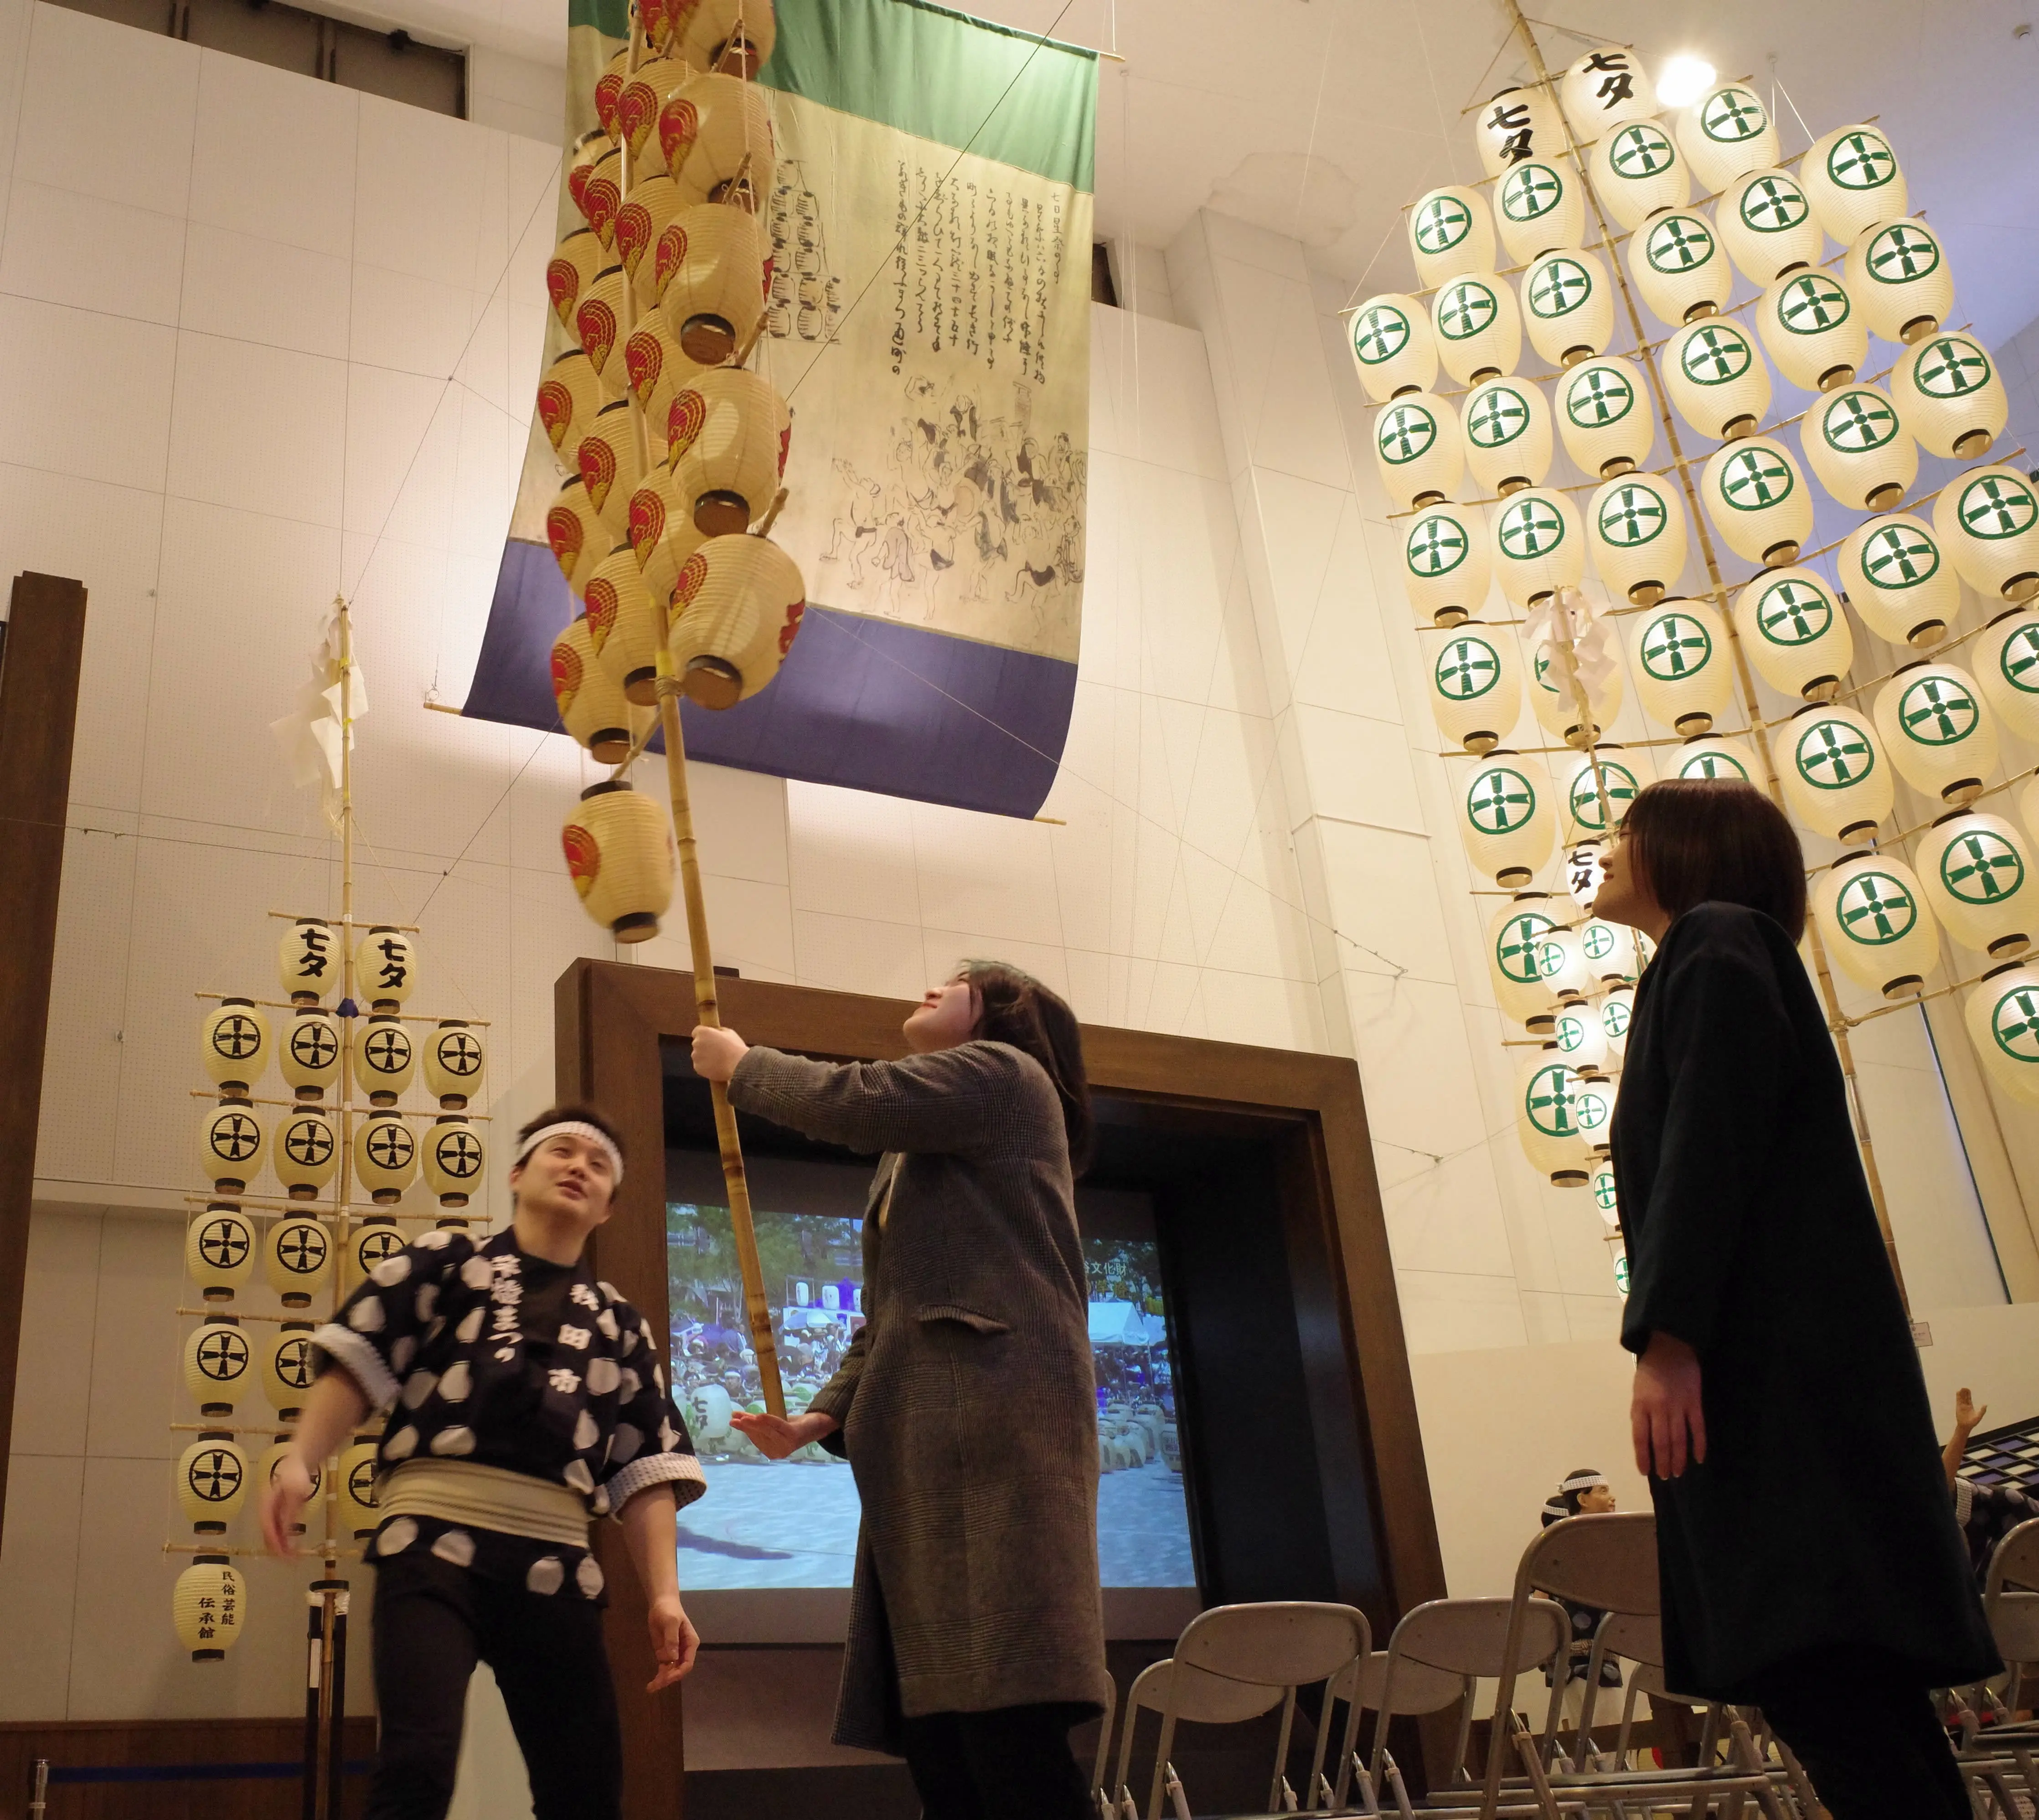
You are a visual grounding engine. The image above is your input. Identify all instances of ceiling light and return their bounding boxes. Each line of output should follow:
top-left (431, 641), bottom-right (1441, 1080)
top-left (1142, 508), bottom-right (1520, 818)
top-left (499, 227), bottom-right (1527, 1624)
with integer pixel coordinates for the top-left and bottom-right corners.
top-left (1656, 55), bottom-right (1717, 109)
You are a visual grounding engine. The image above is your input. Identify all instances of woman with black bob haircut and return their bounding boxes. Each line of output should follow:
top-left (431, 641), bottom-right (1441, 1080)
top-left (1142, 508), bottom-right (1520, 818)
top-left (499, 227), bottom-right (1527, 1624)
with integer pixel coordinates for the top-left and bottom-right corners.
top-left (1595, 779), bottom-right (1994, 1820)
top-left (690, 961), bottom-right (1106, 1820)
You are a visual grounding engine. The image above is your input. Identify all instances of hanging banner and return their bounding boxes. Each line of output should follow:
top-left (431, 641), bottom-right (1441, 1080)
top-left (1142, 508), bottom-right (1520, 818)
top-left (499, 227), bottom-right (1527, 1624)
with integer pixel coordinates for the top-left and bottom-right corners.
top-left (464, 0), bottom-right (1095, 818)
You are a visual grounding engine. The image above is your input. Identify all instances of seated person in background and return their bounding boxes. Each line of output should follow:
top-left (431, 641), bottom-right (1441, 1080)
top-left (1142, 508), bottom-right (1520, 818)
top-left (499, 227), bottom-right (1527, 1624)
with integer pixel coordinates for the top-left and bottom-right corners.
top-left (1542, 1470), bottom-right (1625, 1717)
top-left (1945, 1387), bottom-right (2039, 1588)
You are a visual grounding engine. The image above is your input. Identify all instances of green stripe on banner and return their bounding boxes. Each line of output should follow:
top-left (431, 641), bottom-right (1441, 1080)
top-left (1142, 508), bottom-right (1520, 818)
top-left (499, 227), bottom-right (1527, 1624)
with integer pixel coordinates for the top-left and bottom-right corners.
top-left (760, 0), bottom-right (1096, 192)
top-left (567, 0), bottom-right (628, 36)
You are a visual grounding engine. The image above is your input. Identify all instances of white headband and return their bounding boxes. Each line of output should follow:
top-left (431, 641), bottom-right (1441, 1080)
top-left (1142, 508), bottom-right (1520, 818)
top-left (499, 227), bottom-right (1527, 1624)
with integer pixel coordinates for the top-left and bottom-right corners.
top-left (1560, 1471), bottom-right (1608, 1494)
top-left (514, 1121), bottom-right (624, 1185)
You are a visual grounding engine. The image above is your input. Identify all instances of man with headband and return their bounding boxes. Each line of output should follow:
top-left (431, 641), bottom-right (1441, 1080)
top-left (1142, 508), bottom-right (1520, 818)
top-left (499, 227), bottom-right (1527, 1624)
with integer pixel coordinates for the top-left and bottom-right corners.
top-left (258, 1104), bottom-right (703, 1820)
top-left (1541, 1469), bottom-right (1625, 1730)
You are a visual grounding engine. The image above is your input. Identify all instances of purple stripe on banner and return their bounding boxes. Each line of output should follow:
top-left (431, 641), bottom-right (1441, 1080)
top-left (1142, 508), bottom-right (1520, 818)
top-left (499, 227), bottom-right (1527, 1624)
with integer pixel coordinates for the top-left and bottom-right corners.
top-left (465, 541), bottom-right (1077, 820)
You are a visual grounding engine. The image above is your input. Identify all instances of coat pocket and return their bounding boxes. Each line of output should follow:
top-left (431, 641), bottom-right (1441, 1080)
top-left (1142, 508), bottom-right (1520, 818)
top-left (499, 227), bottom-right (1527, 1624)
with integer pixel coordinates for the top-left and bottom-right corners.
top-left (914, 1303), bottom-right (1012, 1336)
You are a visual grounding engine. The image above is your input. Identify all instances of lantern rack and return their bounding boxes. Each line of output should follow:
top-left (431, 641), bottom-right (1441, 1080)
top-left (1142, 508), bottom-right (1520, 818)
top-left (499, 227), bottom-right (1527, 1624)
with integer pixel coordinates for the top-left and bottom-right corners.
top-left (163, 1542), bottom-right (363, 1561)
top-left (186, 1089), bottom-right (491, 1119)
top-left (193, 990), bottom-right (491, 1027)
top-left (262, 911), bottom-right (423, 934)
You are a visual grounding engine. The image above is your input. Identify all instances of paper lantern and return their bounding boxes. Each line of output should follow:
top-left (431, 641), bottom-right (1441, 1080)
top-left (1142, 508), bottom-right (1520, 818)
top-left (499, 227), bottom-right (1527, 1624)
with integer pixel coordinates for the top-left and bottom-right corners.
top-left (1627, 208), bottom-right (1729, 329)
top-left (422, 1114), bottom-right (487, 1206)
top-left (262, 1321), bottom-right (316, 1417)
top-left (675, 0), bottom-right (777, 76)
top-left (1408, 186), bottom-right (1495, 291)
top-left (1489, 893), bottom-right (1565, 1026)
top-left (1779, 704), bottom-right (1893, 842)
top-left (1802, 384), bottom-right (1915, 513)
top-left (616, 54), bottom-right (688, 168)
top-left (1935, 465), bottom-right (2039, 607)
top-left (574, 263), bottom-right (628, 379)
top-left (200, 999), bottom-right (269, 1093)
top-left (1800, 124), bottom-right (1906, 246)
top-left (1535, 923), bottom-right (1593, 1006)
top-left (1348, 294), bottom-right (1437, 403)
top-left (422, 1021), bottom-right (485, 1109)
top-left (1495, 157), bottom-right (1585, 267)
top-left (264, 1214), bottom-right (331, 1307)
top-left (352, 1014), bottom-right (415, 1106)
top-left (352, 1108), bottom-right (416, 1206)
top-left (551, 617), bottom-right (638, 763)
top-left (1558, 46), bottom-right (1655, 145)
top-left (568, 129), bottom-right (614, 229)
top-left (1372, 393), bottom-right (1462, 512)
top-left (1845, 219), bottom-right (1953, 345)
top-left (172, 1557), bottom-right (244, 1662)
top-left (593, 46), bottom-right (631, 140)
top-left (1459, 752), bottom-right (1556, 887)
top-left (1974, 610), bottom-right (2039, 742)
top-left (585, 542), bottom-right (665, 705)
top-left (1813, 851), bottom-right (1941, 1000)
top-left (199, 1098), bottom-right (264, 1195)
top-left (1661, 318), bottom-right (1771, 443)
top-left (1965, 964), bottom-right (2039, 1107)
top-left (1588, 120), bottom-right (1688, 230)
top-left (669, 367), bottom-right (790, 535)
top-left (659, 202), bottom-right (770, 361)
top-left (186, 1205), bottom-right (254, 1302)
top-left (1402, 503), bottom-right (1490, 628)
top-left (1428, 625), bottom-right (1521, 755)
top-left (279, 917), bottom-right (337, 1005)
top-left (580, 147), bottom-right (623, 249)
top-left (343, 1220), bottom-right (407, 1313)
top-left (1558, 356), bottom-right (1653, 479)
top-left (1529, 641), bottom-right (1623, 745)
top-left (660, 73), bottom-right (776, 207)
top-left (1758, 269), bottom-right (1865, 393)
top-left (1718, 169), bottom-right (1823, 285)
top-left (577, 399), bottom-right (649, 542)
top-left (1918, 812), bottom-right (2034, 960)
top-left (1631, 600), bottom-right (1731, 735)
top-left (1431, 273), bottom-right (1520, 386)
top-left (1571, 1075), bottom-right (1616, 1157)
top-left (1734, 567), bottom-right (1853, 701)
top-left (1874, 662), bottom-right (1999, 807)
top-left (1589, 1159), bottom-right (1620, 1227)
top-left (1838, 514), bottom-right (1961, 647)
top-left (545, 227), bottom-right (605, 333)
top-left (627, 467), bottom-right (713, 617)
top-left (2024, 775), bottom-right (2039, 852)
top-left (1492, 487), bottom-right (1585, 610)
top-left (615, 174), bottom-right (688, 313)
top-left (1590, 472), bottom-right (1688, 607)
top-left (1675, 83), bottom-right (1779, 194)
top-left (338, 1438), bottom-right (381, 1540)
top-left (1580, 917), bottom-right (1645, 984)
top-left (1560, 748), bottom-right (1645, 844)
top-left (356, 927), bottom-right (417, 1010)
top-left (1521, 250), bottom-right (1614, 369)
top-left (176, 1434), bottom-right (248, 1536)
top-left (1600, 986), bottom-right (1635, 1063)
top-left (1552, 999), bottom-right (1609, 1078)
top-left (545, 474), bottom-right (605, 598)
top-left (1701, 438), bottom-right (1812, 568)
top-left (257, 1439), bottom-right (320, 1536)
top-left (564, 781), bottom-right (673, 942)
top-left (279, 1007), bottom-right (341, 1100)
top-left (182, 1315), bottom-right (251, 1418)
top-left (536, 347), bottom-right (612, 464)
top-left (1474, 83), bottom-right (1566, 178)
top-left (1892, 334), bottom-right (2007, 462)
top-left (668, 533), bottom-right (806, 708)
top-left (1670, 734), bottom-right (1760, 785)
top-left (1516, 1051), bottom-right (1591, 1187)
top-left (1461, 377), bottom-right (1551, 495)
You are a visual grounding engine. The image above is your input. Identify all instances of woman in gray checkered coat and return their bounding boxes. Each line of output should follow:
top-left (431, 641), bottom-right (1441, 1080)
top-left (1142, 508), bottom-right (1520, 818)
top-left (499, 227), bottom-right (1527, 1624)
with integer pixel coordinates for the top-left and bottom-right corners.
top-left (692, 962), bottom-right (1108, 1820)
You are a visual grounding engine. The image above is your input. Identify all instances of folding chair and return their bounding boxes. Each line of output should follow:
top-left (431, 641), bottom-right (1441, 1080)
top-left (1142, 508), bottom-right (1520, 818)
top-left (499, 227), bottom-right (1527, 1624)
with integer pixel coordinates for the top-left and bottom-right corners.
top-left (1956, 1519), bottom-right (2039, 1820)
top-left (1108, 1656), bottom-right (1287, 1819)
top-left (1089, 1673), bottom-right (1120, 1820)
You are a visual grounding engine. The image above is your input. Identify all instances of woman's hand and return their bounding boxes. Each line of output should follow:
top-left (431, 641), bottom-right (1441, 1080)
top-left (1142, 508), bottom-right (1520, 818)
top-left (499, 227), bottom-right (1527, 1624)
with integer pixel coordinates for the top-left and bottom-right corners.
top-left (260, 1452), bottom-right (318, 1556)
top-left (1954, 1386), bottom-right (1987, 1437)
top-left (691, 1026), bottom-right (748, 1083)
top-left (1631, 1330), bottom-right (1706, 1480)
top-left (645, 1593), bottom-right (700, 1693)
top-left (730, 1409), bottom-right (839, 1459)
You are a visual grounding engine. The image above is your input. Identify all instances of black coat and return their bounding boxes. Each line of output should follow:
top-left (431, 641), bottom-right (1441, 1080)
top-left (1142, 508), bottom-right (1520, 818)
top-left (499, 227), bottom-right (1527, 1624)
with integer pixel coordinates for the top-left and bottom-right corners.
top-left (1610, 902), bottom-right (1998, 1699)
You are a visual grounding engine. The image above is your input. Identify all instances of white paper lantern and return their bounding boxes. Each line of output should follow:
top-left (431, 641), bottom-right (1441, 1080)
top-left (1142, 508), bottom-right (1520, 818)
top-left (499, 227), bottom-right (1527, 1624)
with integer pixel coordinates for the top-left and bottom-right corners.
top-left (1461, 377), bottom-right (1552, 495)
top-left (1559, 748), bottom-right (1646, 844)
top-left (1973, 609), bottom-right (2039, 742)
top-left (1838, 513), bottom-right (1962, 648)
top-left (1758, 269), bottom-right (1865, 394)
top-left (1800, 124), bottom-right (1907, 247)
top-left (183, 1315), bottom-right (251, 1418)
top-left (1814, 851), bottom-right (1942, 999)
top-left (199, 999), bottom-right (269, 1096)
top-left (176, 1434), bottom-right (248, 1536)
top-left (1589, 120), bottom-right (1689, 230)
top-left (1521, 250), bottom-right (1614, 369)
top-left (1495, 157), bottom-right (1585, 267)
top-left (1661, 317), bottom-right (1771, 443)
top-left (273, 1105), bottom-right (337, 1201)
top-left (1402, 503), bottom-right (1491, 628)
top-left (1845, 219), bottom-right (1953, 346)
top-left (257, 1438), bottom-right (320, 1537)
top-left (1428, 625), bottom-right (1522, 755)
top-left (667, 367), bottom-right (791, 536)
top-left (1802, 384), bottom-right (1915, 513)
top-left (1600, 986), bottom-right (1636, 1062)
top-left (199, 1098), bottom-right (264, 1195)
top-left (1559, 46), bottom-right (1656, 145)
top-left (264, 1214), bottom-right (331, 1307)
top-left (1628, 208), bottom-right (1729, 329)
top-left (1718, 169), bottom-right (1824, 285)
top-left (351, 1014), bottom-right (414, 1107)
top-left (1734, 567), bottom-right (1853, 701)
top-left (1589, 1159), bottom-right (1621, 1226)
top-left (1701, 437), bottom-right (1812, 568)
top-left (1516, 1050), bottom-right (1592, 1187)
top-left (1488, 892), bottom-right (1566, 1026)
top-left (1565, 841), bottom-right (1607, 913)
top-left (186, 1205), bottom-right (255, 1302)
top-left (1631, 599), bottom-right (1731, 735)
top-left (1474, 84), bottom-right (1567, 178)
top-left (1669, 734), bottom-right (1760, 786)
top-left (1460, 751), bottom-right (1557, 887)
top-left (660, 72), bottom-right (777, 207)
top-left (1408, 185), bottom-right (1496, 291)
top-left (340, 1215), bottom-right (405, 1298)
top-left (423, 1115), bottom-right (487, 1208)
top-left (1779, 703), bottom-right (1893, 842)
top-left (1965, 963), bottom-right (2039, 1107)
top-left (172, 1556), bottom-right (246, 1662)
top-left (1589, 471), bottom-right (1688, 607)
top-left (585, 541), bottom-right (665, 705)
top-left (356, 927), bottom-right (418, 1010)
top-left (1552, 999), bottom-right (1609, 1077)
top-left (1892, 333), bottom-right (2007, 462)
top-left (1571, 1074), bottom-right (1617, 1156)
top-left (1675, 84), bottom-right (1779, 194)
top-left (1529, 640), bottom-right (1624, 744)
top-left (1347, 294), bottom-right (1438, 403)
top-left (278, 1006), bottom-right (341, 1101)
top-left (262, 1321), bottom-right (316, 1417)
top-left (1935, 465), bottom-right (2039, 608)
top-left (1558, 356), bottom-right (1654, 479)
top-left (1492, 487), bottom-right (1585, 610)
top-left (339, 1438), bottom-right (381, 1540)
top-left (1873, 661), bottom-right (1999, 807)
top-left (1579, 917), bottom-right (1641, 983)
top-left (1373, 393), bottom-right (1463, 512)
top-left (423, 1020), bottom-right (485, 1109)
top-left (1917, 812), bottom-right (2034, 960)
top-left (1431, 273), bottom-right (1521, 386)
top-left (353, 1112), bottom-right (418, 1206)
top-left (1536, 923), bottom-right (1593, 1006)
top-left (278, 917), bottom-right (337, 1005)
top-left (658, 201), bottom-right (770, 358)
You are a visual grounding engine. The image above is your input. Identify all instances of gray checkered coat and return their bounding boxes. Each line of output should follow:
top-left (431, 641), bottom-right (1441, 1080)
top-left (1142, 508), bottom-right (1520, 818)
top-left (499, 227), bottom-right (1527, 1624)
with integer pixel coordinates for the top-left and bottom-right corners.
top-left (728, 1039), bottom-right (1109, 1752)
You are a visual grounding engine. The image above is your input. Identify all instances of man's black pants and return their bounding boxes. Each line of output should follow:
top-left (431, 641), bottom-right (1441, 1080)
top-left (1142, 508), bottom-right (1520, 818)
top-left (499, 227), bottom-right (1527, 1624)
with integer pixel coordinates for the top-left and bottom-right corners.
top-left (898, 1701), bottom-right (1095, 1820)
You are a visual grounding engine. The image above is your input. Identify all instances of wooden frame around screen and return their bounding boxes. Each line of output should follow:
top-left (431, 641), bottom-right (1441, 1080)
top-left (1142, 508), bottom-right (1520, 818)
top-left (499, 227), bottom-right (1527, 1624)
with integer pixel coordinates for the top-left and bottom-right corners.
top-left (555, 957), bottom-right (1448, 1820)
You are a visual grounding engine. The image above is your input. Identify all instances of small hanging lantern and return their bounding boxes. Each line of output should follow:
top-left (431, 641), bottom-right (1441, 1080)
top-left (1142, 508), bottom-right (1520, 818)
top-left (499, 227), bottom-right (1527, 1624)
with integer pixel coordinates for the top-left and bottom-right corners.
top-left (1802, 384), bottom-right (1915, 513)
top-left (1779, 703), bottom-right (1892, 843)
top-left (1838, 513), bottom-right (1961, 648)
top-left (1579, 916), bottom-right (1641, 983)
top-left (1589, 471), bottom-right (1688, 607)
top-left (564, 781), bottom-right (675, 945)
top-left (1495, 157), bottom-right (1585, 267)
top-left (422, 1021), bottom-right (485, 1109)
top-left (263, 1214), bottom-right (332, 1308)
top-left (1571, 1074), bottom-right (1616, 1157)
top-left (660, 72), bottom-right (777, 207)
top-left (1589, 1159), bottom-right (1620, 1227)
top-left (338, 1439), bottom-right (381, 1541)
top-left (659, 203), bottom-right (770, 358)
top-left (1458, 751), bottom-right (1556, 887)
top-left (1813, 851), bottom-right (1942, 1000)
top-left (1559, 748), bottom-right (1645, 846)
top-left (1891, 333), bottom-right (2006, 462)
top-left (1757, 269), bottom-right (1865, 393)
top-left (1430, 272), bottom-right (1521, 387)
top-left (629, 466), bottom-right (713, 617)
top-left (1536, 923), bottom-right (1594, 1005)
top-left (176, 1433), bottom-right (248, 1536)
top-left (1587, 120), bottom-right (1688, 231)
top-left (1488, 892), bottom-right (1564, 1028)
top-left (1515, 1049), bottom-right (1591, 1188)
top-left (1427, 624), bottom-right (1522, 755)
top-left (1461, 376), bottom-right (1551, 495)
top-left (423, 1114), bottom-right (488, 1209)
top-left (574, 263), bottom-right (628, 379)
top-left (1552, 998), bottom-right (1609, 1078)
top-left (1372, 393), bottom-right (1464, 512)
top-left (545, 227), bottom-right (606, 333)
top-left (1734, 567), bottom-right (1853, 701)
top-left (1528, 640), bottom-right (1623, 745)
top-left (546, 474), bottom-right (606, 598)
top-left (182, 1315), bottom-right (252, 1419)
top-left (1873, 661), bottom-right (1999, 808)
top-left (261, 1321), bottom-right (317, 1418)
top-left (1934, 465), bottom-right (2039, 608)
top-left (1675, 83), bottom-right (1778, 194)
top-left (1660, 318), bottom-right (1771, 443)
top-left (352, 1015), bottom-right (416, 1106)
top-left (1600, 985), bottom-right (1635, 1063)
top-left (1973, 609), bottom-right (2039, 742)
top-left (1845, 219), bottom-right (1953, 346)
top-left (257, 1439), bottom-right (320, 1537)
top-left (669, 368), bottom-right (792, 535)
top-left (1557, 356), bottom-right (1653, 479)
top-left (668, 533), bottom-right (808, 709)
top-left (552, 616), bottom-right (640, 764)
top-left (1521, 249), bottom-right (1614, 370)
top-left (1407, 185), bottom-right (1496, 292)
top-left (616, 53), bottom-right (688, 170)
top-left (1627, 208), bottom-right (1729, 330)
top-left (341, 1212), bottom-right (408, 1295)
top-left (580, 146), bottom-right (624, 250)
top-left (1800, 124), bottom-right (1907, 247)
top-left (1700, 437), bottom-right (1812, 568)
top-left (1401, 502), bottom-right (1491, 628)
top-left (585, 541), bottom-right (665, 705)
top-left (624, 319), bottom-right (705, 458)
top-left (356, 927), bottom-right (417, 1011)
top-left (199, 1098), bottom-right (264, 1196)
top-left (1964, 963), bottom-right (2039, 1107)
top-left (1474, 83), bottom-right (1566, 178)
top-left (278, 917), bottom-right (337, 1005)
top-left (1917, 812), bottom-right (2034, 961)
top-left (1630, 600), bottom-right (1731, 735)
top-left (186, 1204), bottom-right (255, 1303)
top-left (1491, 486), bottom-right (1585, 611)
top-left (279, 1005), bottom-right (342, 1101)
top-left (577, 398), bottom-right (648, 543)
top-left (200, 999), bottom-right (269, 1094)
top-left (1717, 168), bottom-right (1824, 285)
top-left (1670, 733), bottom-right (1760, 785)
top-left (674, 0), bottom-right (777, 75)
top-left (592, 46), bottom-right (631, 140)
top-left (1347, 294), bottom-right (1439, 404)
top-left (1558, 45), bottom-right (1656, 146)
top-left (171, 1557), bottom-right (245, 1662)
top-left (535, 347), bottom-right (610, 463)
top-left (567, 129), bottom-right (614, 230)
